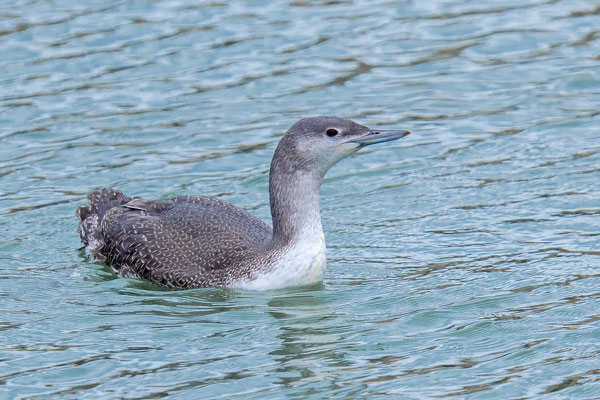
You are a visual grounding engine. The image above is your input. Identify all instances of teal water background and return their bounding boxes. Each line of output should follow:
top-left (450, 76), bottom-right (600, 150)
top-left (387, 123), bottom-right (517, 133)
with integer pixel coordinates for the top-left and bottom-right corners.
top-left (1, 0), bottom-right (599, 398)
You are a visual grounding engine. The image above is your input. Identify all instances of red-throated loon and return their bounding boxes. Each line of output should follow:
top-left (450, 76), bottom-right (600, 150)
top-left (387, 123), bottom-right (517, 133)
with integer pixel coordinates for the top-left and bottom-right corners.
top-left (76, 116), bottom-right (411, 290)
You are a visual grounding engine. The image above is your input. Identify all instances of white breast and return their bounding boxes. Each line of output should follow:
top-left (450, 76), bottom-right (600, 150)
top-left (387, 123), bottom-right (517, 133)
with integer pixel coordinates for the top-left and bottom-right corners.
top-left (234, 231), bottom-right (327, 291)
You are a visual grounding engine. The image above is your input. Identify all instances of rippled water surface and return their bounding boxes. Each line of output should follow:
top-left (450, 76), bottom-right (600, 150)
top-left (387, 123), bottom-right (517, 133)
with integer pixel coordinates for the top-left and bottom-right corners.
top-left (1, 0), bottom-right (600, 398)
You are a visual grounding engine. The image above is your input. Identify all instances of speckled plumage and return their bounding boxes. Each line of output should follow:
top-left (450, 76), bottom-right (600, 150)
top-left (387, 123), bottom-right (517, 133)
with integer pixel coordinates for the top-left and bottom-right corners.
top-left (77, 190), bottom-right (274, 287)
top-left (76, 116), bottom-right (410, 290)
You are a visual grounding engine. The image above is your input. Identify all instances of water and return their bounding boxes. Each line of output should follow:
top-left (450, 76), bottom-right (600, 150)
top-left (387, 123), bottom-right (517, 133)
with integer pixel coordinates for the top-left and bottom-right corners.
top-left (1, 0), bottom-right (599, 398)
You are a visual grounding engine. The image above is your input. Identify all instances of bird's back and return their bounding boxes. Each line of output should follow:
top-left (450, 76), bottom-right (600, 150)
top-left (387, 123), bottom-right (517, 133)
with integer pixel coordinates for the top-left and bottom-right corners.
top-left (77, 188), bottom-right (272, 287)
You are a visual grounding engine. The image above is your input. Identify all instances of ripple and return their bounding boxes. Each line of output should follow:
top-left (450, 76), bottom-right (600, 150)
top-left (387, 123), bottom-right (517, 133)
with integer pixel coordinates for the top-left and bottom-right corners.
top-left (1, 0), bottom-right (599, 398)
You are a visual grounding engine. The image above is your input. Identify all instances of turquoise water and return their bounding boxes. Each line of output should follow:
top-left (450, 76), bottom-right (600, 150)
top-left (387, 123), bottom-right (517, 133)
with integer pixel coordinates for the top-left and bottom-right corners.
top-left (1, 0), bottom-right (599, 398)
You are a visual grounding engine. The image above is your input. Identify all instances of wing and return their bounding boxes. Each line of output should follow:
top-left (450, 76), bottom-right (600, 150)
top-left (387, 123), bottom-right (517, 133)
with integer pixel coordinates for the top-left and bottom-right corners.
top-left (98, 195), bottom-right (272, 287)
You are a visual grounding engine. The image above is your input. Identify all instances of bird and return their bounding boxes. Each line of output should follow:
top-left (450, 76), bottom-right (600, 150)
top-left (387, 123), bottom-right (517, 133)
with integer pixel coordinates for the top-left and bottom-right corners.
top-left (76, 116), bottom-right (411, 290)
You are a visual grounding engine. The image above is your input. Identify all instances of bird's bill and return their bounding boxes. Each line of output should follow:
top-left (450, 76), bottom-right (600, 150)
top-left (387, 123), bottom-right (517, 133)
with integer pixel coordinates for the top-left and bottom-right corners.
top-left (347, 129), bottom-right (411, 146)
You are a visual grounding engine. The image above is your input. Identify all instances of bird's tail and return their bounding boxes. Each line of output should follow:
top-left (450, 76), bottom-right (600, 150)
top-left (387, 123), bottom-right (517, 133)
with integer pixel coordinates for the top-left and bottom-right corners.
top-left (76, 188), bottom-right (131, 260)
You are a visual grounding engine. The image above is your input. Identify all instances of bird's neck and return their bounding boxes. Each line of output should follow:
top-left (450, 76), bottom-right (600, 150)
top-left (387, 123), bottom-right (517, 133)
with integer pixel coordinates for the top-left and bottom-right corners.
top-left (269, 165), bottom-right (324, 247)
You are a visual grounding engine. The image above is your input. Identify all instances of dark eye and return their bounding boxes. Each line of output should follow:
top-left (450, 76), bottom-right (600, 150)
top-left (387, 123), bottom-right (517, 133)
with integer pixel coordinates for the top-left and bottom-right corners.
top-left (326, 128), bottom-right (339, 137)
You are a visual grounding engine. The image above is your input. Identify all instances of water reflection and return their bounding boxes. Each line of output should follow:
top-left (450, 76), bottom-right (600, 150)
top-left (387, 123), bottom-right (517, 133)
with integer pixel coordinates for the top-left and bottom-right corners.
top-left (267, 286), bottom-right (348, 391)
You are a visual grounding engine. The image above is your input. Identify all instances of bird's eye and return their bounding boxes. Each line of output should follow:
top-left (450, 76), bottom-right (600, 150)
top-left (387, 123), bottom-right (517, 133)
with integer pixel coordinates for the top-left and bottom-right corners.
top-left (326, 128), bottom-right (339, 137)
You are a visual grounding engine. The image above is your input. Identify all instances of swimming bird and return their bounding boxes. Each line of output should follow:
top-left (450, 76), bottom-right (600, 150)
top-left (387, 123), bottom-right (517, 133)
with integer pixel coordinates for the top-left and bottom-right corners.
top-left (76, 116), bottom-right (410, 290)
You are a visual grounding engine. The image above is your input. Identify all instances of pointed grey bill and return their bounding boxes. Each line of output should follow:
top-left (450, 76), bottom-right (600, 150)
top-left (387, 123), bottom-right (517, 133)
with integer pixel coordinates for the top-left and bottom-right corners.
top-left (348, 129), bottom-right (411, 146)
